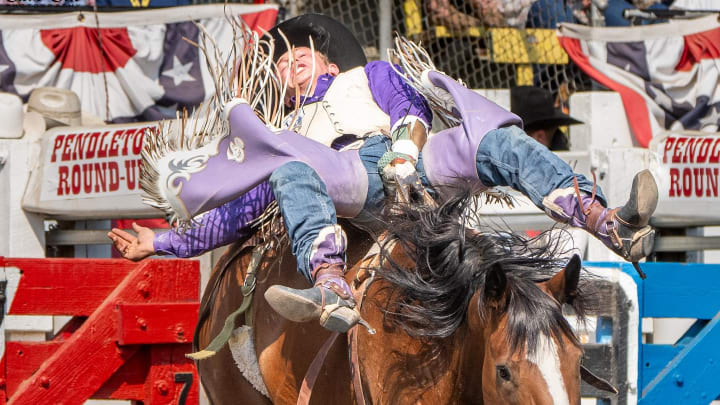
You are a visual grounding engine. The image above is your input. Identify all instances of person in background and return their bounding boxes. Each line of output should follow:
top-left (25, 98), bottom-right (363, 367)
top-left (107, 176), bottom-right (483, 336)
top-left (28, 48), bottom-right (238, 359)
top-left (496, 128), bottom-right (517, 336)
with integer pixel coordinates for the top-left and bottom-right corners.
top-left (510, 85), bottom-right (583, 150)
top-left (527, 0), bottom-right (588, 28)
top-left (604, 0), bottom-right (671, 26)
top-left (425, 0), bottom-right (536, 30)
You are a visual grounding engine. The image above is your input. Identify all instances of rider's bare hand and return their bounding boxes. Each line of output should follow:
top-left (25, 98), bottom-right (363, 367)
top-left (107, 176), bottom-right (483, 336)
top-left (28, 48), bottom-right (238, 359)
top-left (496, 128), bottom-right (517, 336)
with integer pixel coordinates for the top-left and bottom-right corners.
top-left (107, 223), bottom-right (156, 261)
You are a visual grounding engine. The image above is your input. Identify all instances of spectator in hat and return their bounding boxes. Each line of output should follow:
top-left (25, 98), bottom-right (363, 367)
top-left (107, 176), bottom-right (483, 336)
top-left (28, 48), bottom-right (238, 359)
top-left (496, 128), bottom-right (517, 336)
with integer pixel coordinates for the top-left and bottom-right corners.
top-left (510, 85), bottom-right (583, 151)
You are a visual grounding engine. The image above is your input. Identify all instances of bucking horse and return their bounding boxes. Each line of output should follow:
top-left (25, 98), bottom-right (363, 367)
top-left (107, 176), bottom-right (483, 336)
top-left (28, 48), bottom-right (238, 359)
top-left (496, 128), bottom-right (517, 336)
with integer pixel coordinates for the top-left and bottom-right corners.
top-left (138, 18), bottom-right (618, 405)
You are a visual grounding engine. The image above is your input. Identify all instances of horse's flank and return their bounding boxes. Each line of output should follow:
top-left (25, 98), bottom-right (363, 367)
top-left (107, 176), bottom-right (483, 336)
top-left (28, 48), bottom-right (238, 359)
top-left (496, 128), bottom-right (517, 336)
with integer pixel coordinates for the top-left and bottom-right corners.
top-left (194, 222), bottom-right (374, 405)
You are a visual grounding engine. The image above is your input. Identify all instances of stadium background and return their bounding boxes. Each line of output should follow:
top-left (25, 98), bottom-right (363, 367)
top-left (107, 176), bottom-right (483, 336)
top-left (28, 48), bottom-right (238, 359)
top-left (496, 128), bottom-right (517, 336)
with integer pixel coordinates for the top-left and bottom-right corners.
top-left (205, 0), bottom-right (601, 113)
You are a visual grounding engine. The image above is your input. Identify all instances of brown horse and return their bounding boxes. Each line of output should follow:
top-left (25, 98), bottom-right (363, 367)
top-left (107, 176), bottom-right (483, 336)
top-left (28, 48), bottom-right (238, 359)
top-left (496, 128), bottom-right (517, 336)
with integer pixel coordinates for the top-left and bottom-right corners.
top-left (193, 221), bottom-right (374, 405)
top-left (194, 194), bottom-right (606, 404)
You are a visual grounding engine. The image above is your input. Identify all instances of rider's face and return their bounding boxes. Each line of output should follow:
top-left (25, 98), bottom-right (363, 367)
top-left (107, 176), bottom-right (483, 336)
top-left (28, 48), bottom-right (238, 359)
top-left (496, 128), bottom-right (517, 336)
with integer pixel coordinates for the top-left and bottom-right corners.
top-left (276, 47), bottom-right (339, 100)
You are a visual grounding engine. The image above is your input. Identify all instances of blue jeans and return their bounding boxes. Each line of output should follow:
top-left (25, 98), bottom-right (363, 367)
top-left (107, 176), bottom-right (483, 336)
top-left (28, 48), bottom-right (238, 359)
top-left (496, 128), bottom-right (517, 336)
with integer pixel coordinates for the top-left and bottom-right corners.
top-left (271, 126), bottom-right (604, 280)
top-left (475, 126), bottom-right (605, 206)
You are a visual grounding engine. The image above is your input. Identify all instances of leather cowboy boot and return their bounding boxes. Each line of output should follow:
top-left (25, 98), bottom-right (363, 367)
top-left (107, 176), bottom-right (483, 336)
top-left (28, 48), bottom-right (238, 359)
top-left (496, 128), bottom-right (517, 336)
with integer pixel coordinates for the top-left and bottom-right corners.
top-left (543, 170), bottom-right (658, 262)
top-left (264, 263), bottom-right (360, 333)
top-left (265, 225), bottom-right (364, 333)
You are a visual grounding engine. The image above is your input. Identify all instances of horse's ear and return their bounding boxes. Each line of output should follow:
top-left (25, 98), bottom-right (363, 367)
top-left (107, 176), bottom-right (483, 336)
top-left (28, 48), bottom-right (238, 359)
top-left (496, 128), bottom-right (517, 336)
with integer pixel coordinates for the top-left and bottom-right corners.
top-left (546, 254), bottom-right (582, 304)
top-left (484, 263), bottom-right (507, 308)
top-left (580, 365), bottom-right (618, 394)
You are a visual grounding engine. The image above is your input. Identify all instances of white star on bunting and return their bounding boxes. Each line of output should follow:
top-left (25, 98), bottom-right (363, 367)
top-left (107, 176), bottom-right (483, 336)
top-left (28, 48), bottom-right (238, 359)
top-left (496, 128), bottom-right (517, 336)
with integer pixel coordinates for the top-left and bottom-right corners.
top-left (162, 56), bottom-right (195, 86)
top-left (700, 103), bottom-right (720, 130)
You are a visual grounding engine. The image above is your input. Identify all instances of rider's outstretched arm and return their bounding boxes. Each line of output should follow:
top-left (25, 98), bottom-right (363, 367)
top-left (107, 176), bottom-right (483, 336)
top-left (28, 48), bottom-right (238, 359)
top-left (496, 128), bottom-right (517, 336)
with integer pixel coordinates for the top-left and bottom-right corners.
top-left (109, 182), bottom-right (274, 260)
top-left (154, 181), bottom-right (274, 258)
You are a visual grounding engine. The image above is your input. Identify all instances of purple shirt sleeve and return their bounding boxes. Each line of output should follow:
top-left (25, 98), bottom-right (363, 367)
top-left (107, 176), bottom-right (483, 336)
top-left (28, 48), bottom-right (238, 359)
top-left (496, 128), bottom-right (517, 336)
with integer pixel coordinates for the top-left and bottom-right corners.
top-left (153, 181), bottom-right (275, 258)
top-left (364, 60), bottom-right (433, 130)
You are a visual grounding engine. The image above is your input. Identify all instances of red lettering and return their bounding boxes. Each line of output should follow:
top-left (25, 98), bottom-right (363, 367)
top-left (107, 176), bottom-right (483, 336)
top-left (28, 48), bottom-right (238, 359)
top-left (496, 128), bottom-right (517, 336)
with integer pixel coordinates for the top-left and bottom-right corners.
top-left (73, 132), bottom-right (87, 161)
top-left (97, 132), bottom-right (110, 158)
top-left (669, 168), bottom-right (680, 197)
top-left (61, 134), bottom-right (75, 161)
top-left (86, 132), bottom-right (101, 159)
top-left (124, 159), bottom-right (137, 190)
top-left (663, 137), bottom-right (676, 163)
top-left (710, 138), bottom-right (720, 164)
top-left (697, 138), bottom-right (713, 164)
top-left (708, 168), bottom-right (719, 197)
top-left (693, 168), bottom-right (704, 197)
top-left (70, 134), bottom-right (81, 160)
top-left (672, 137), bottom-right (687, 164)
top-left (108, 162), bottom-right (120, 191)
top-left (682, 168), bottom-right (692, 197)
top-left (57, 166), bottom-right (69, 195)
top-left (51, 135), bottom-right (64, 163)
top-left (132, 130), bottom-right (144, 155)
top-left (109, 130), bottom-right (123, 158)
top-left (122, 129), bottom-right (136, 156)
top-left (94, 162), bottom-right (107, 193)
top-left (71, 164), bottom-right (81, 195)
top-left (686, 138), bottom-right (700, 163)
top-left (82, 163), bottom-right (93, 194)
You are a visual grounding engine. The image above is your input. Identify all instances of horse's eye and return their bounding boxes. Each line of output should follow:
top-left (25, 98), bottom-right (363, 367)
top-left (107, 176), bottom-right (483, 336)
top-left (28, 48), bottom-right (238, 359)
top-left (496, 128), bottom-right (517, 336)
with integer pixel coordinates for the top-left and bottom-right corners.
top-left (496, 365), bottom-right (512, 382)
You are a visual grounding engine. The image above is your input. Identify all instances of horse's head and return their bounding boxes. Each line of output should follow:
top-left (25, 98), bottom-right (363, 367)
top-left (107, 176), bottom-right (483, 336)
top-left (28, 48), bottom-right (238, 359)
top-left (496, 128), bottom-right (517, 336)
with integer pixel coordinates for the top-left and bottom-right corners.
top-left (374, 192), bottom-right (617, 404)
top-left (473, 254), bottom-right (585, 405)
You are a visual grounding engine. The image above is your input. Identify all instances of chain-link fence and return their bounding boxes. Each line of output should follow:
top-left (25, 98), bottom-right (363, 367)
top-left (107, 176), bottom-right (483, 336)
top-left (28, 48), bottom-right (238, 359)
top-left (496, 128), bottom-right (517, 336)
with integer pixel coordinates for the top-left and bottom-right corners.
top-left (287, 0), bottom-right (600, 108)
top-left (1, 0), bottom-right (599, 106)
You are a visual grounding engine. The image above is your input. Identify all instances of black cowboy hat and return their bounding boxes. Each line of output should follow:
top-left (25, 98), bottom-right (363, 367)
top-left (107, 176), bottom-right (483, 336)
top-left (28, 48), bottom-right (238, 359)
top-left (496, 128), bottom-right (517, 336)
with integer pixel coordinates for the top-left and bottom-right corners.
top-left (267, 13), bottom-right (367, 72)
top-left (510, 86), bottom-right (583, 130)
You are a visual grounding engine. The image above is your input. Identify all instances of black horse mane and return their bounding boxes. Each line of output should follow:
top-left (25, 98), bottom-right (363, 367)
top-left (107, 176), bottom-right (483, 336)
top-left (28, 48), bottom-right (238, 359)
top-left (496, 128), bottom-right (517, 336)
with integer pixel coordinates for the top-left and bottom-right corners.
top-left (375, 189), bottom-right (597, 355)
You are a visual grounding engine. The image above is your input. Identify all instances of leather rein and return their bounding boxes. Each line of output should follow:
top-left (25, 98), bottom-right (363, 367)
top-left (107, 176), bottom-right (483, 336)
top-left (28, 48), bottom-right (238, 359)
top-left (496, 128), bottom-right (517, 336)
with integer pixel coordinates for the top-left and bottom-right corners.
top-left (297, 241), bottom-right (390, 405)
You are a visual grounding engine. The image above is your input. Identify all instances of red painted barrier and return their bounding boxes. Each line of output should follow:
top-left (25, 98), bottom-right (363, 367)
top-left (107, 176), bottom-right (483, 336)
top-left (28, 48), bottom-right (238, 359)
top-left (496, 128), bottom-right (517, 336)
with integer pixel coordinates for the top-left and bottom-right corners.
top-left (0, 257), bottom-right (200, 405)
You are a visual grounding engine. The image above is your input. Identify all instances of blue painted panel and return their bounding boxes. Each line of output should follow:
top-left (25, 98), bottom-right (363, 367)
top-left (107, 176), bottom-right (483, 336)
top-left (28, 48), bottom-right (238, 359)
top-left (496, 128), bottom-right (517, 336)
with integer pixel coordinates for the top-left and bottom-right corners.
top-left (640, 310), bottom-right (720, 404)
top-left (641, 344), bottom-right (683, 390)
top-left (587, 262), bottom-right (720, 318)
top-left (586, 261), bottom-right (720, 399)
top-left (639, 263), bottom-right (720, 319)
top-left (677, 319), bottom-right (710, 345)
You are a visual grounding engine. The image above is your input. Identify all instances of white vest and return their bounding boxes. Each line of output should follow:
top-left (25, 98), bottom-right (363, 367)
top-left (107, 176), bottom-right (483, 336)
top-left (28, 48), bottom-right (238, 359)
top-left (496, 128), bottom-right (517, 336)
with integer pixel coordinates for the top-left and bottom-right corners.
top-left (288, 67), bottom-right (391, 147)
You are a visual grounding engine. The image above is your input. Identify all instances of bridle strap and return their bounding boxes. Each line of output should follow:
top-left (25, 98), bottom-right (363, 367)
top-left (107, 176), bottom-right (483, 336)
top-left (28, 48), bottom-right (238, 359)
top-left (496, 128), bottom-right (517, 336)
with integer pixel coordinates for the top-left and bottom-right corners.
top-left (296, 237), bottom-right (393, 405)
top-left (348, 327), bottom-right (367, 405)
top-left (347, 236), bottom-right (396, 405)
top-left (297, 332), bottom-right (341, 405)
top-left (348, 258), bottom-right (375, 405)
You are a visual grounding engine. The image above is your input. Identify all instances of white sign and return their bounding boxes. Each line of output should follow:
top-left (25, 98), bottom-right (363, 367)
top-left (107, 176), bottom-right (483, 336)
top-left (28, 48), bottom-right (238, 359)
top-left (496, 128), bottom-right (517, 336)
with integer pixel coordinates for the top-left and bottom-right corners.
top-left (653, 132), bottom-right (720, 200)
top-left (23, 122), bottom-right (162, 219)
top-left (41, 125), bottom-right (154, 201)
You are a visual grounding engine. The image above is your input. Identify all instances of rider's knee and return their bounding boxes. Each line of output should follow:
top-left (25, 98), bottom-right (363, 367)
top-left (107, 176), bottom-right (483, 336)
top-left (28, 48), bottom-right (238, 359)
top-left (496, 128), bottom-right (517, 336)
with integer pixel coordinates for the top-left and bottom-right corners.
top-left (478, 125), bottom-right (537, 158)
top-left (493, 125), bottom-right (527, 143)
top-left (270, 161), bottom-right (317, 189)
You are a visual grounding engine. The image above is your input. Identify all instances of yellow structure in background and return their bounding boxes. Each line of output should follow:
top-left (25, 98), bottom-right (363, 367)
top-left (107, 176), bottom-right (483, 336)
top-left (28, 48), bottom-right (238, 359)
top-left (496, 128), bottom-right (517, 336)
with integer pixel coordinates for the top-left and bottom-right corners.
top-left (403, 0), bottom-right (569, 86)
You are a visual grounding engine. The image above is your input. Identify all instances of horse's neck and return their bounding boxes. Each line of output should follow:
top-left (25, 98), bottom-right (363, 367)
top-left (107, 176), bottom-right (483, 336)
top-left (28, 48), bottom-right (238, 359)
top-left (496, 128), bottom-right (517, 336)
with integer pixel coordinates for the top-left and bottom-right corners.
top-left (455, 293), bottom-right (486, 403)
top-left (352, 271), bottom-right (471, 404)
